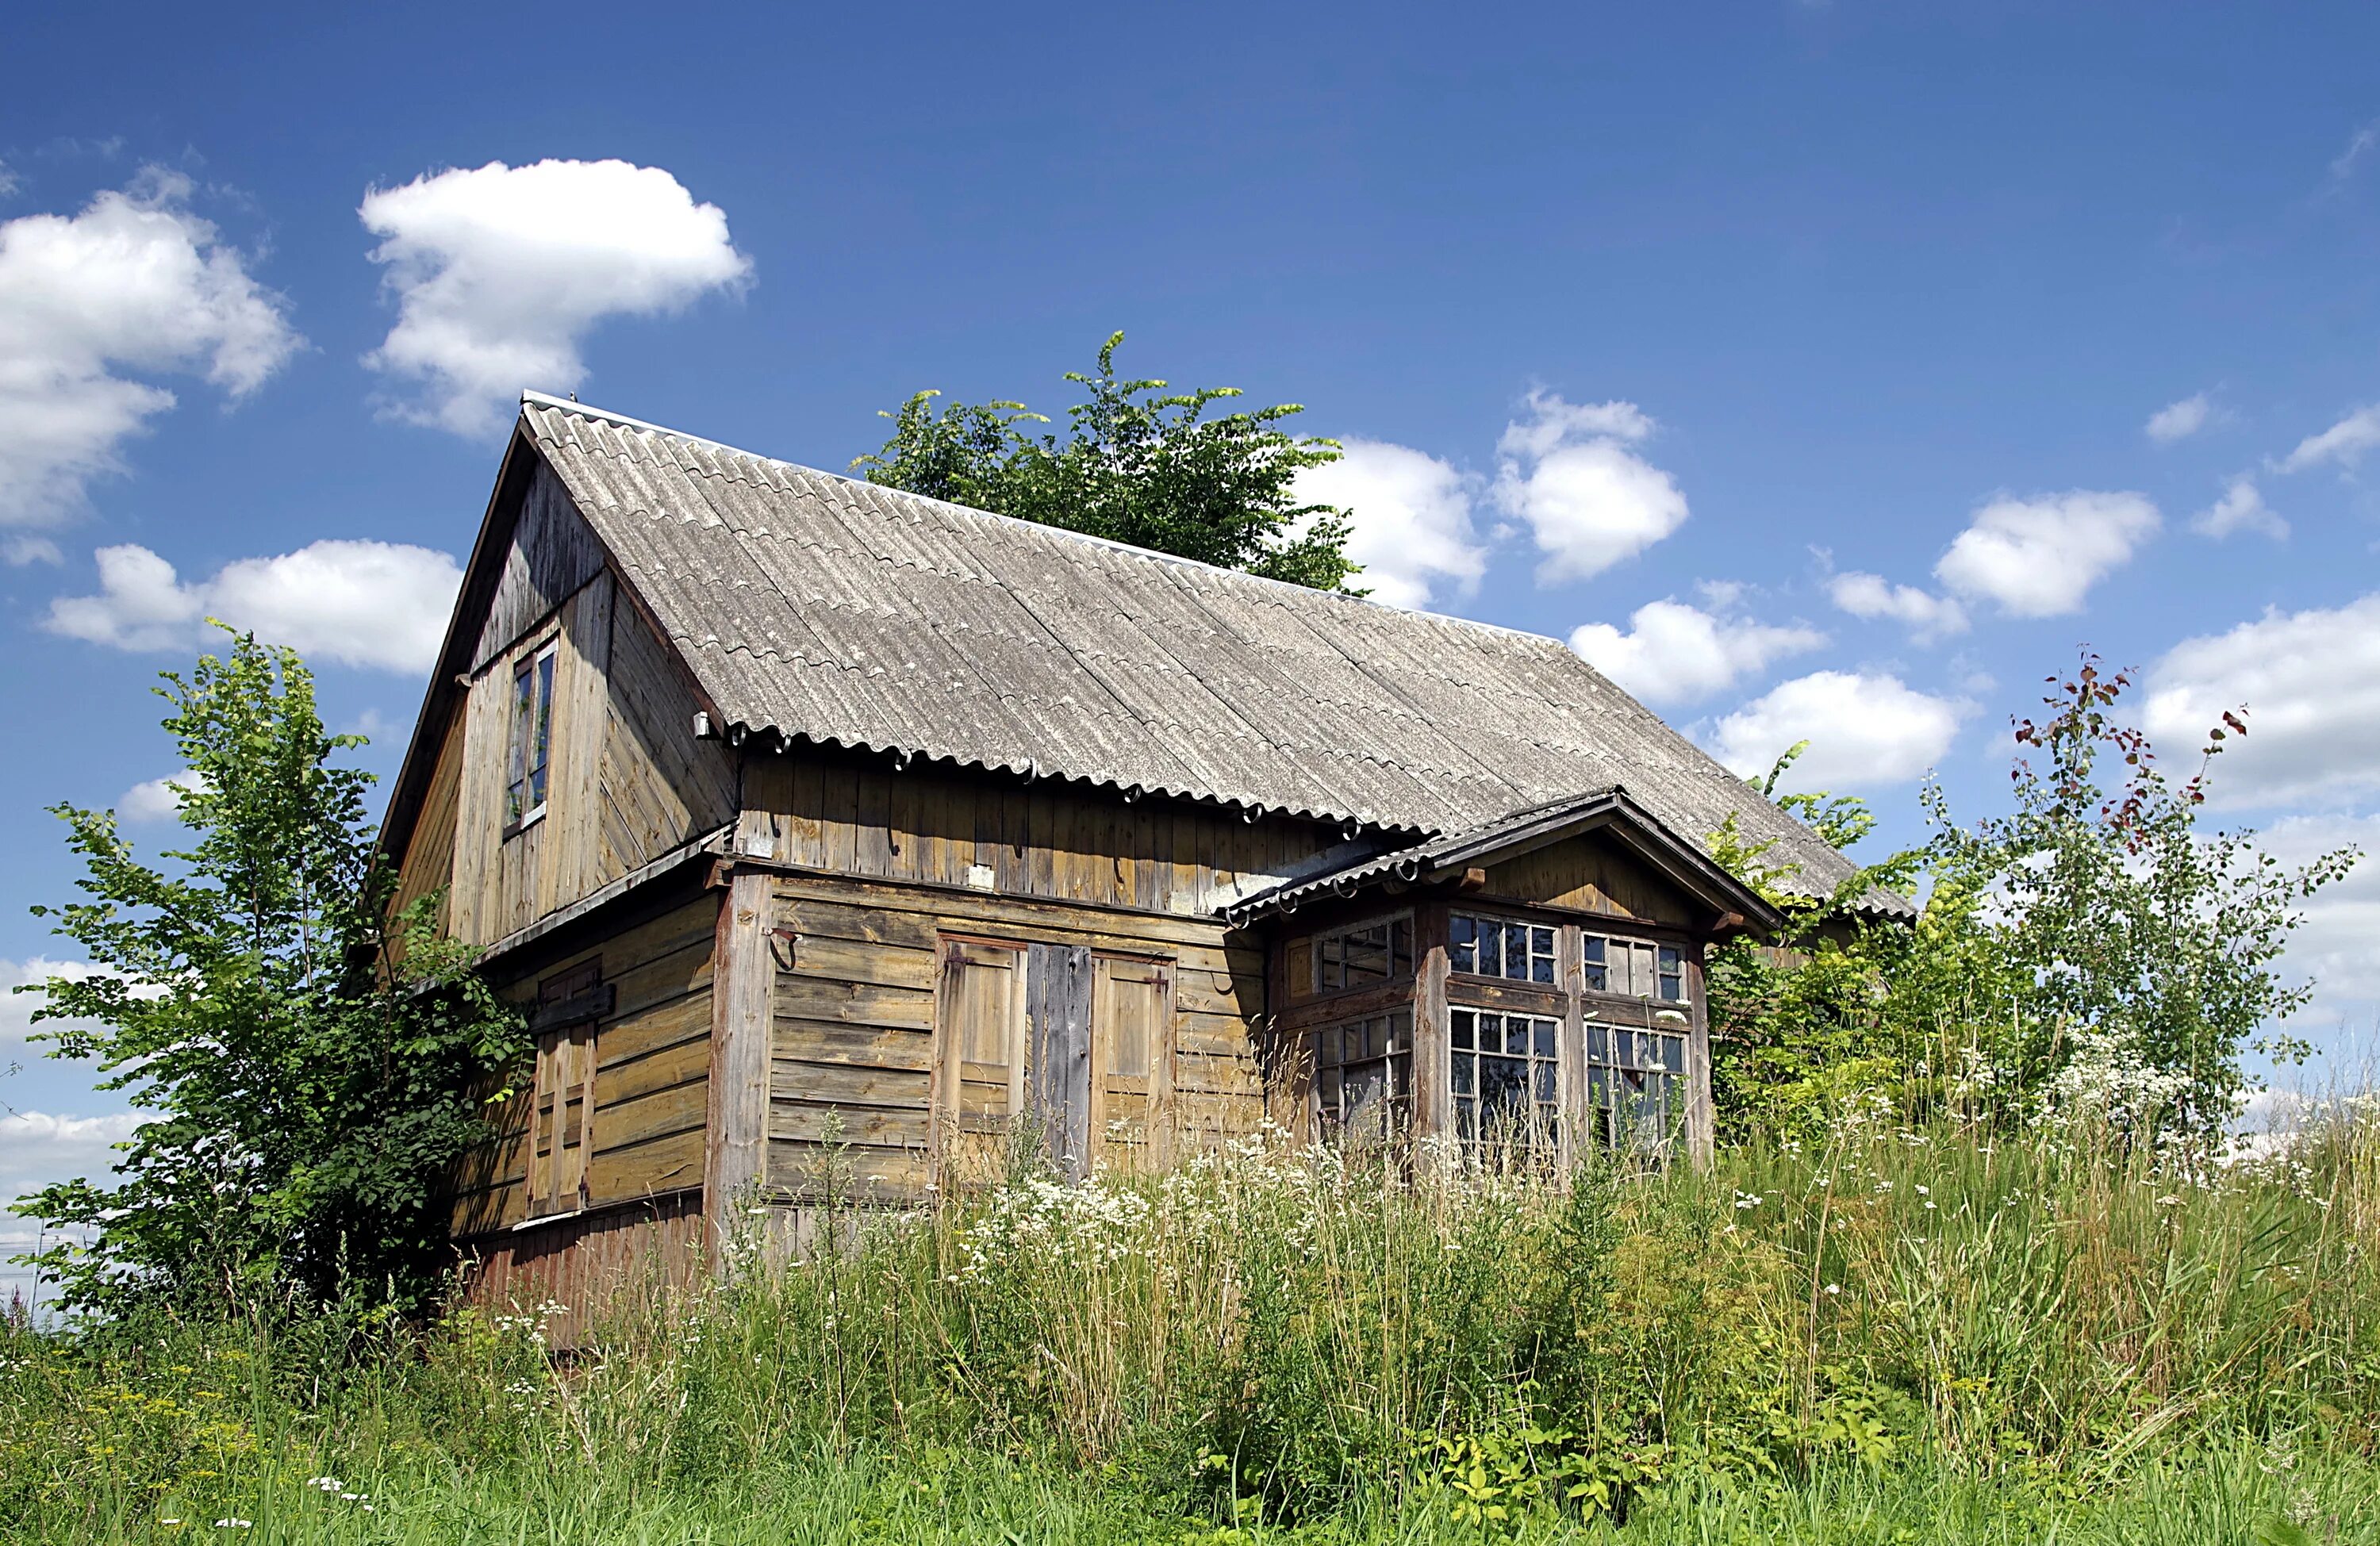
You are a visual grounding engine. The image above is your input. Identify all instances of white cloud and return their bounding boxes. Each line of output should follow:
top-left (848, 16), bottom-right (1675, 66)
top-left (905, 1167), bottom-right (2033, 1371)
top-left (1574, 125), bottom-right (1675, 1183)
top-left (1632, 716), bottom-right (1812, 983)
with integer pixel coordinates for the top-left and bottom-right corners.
top-left (2332, 121), bottom-right (2380, 182)
top-left (2144, 393), bottom-right (2215, 445)
top-left (2190, 476), bottom-right (2286, 540)
top-left (2259, 814), bottom-right (2379, 1005)
top-left (45, 539), bottom-right (462, 673)
top-left (117, 769), bottom-right (208, 823)
top-left (0, 169), bottom-right (301, 526)
top-left (2274, 405), bottom-right (2380, 474)
top-left (1569, 597), bottom-right (1824, 706)
top-left (2141, 593), bottom-right (2380, 811)
top-left (1492, 390), bottom-right (1687, 585)
top-left (0, 957), bottom-right (106, 1048)
top-left (1709, 669), bottom-right (1970, 789)
top-left (1825, 571), bottom-right (1971, 643)
top-left (362, 158), bottom-right (752, 436)
top-left (0, 159), bottom-right (19, 198)
top-left (1933, 490), bottom-right (2159, 617)
top-left (0, 1111), bottom-right (140, 1207)
top-left (1291, 439), bottom-right (1483, 609)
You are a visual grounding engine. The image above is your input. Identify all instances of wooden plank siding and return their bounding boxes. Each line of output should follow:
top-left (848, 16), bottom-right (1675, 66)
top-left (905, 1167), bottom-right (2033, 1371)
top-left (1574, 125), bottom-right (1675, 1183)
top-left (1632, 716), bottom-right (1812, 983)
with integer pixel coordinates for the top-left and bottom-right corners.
top-left (450, 892), bottom-right (720, 1237)
top-left (762, 869), bottom-right (1271, 1205)
top-left (459, 1189), bottom-right (705, 1350)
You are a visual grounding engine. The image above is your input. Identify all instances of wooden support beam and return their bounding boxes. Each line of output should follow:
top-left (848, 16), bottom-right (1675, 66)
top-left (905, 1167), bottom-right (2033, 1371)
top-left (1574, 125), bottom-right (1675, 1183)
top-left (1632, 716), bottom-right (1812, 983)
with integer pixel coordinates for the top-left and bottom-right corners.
top-left (703, 869), bottom-right (774, 1265)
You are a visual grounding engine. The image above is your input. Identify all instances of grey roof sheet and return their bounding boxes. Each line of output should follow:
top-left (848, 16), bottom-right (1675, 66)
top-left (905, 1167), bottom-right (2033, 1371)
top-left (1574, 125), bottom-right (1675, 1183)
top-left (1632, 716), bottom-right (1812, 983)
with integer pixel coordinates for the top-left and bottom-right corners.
top-left (517, 393), bottom-right (1902, 911)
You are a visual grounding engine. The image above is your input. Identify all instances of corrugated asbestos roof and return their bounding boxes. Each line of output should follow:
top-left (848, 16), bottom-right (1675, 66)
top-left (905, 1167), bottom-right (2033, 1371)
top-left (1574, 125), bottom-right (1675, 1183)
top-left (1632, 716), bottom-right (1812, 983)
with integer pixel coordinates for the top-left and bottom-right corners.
top-left (517, 393), bottom-right (1904, 912)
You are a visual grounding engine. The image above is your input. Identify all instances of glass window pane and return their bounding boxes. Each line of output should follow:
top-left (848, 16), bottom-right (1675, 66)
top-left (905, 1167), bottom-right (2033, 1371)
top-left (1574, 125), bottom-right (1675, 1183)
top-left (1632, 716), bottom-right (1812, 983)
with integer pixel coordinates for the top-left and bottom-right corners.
top-left (1659, 1037), bottom-right (1685, 1073)
top-left (1451, 1054), bottom-right (1474, 1095)
top-left (1456, 1095), bottom-right (1476, 1141)
top-left (1587, 1067), bottom-right (1608, 1107)
top-left (1393, 921), bottom-right (1413, 977)
top-left (1503, 925), bottom-right (1530, 979)
top-left (1585, 1026), bottom-right (1609, 1064)
top-left (1388, 1012), bottom-right (1412, 1053)
top-left (1534, 1061), bottom-right (1557, 1103)
top-left (1450, 915), bottom-right (1476, 973)
top-left (1505, 1019), bottom-right (1531, 1056)
top-left (1477, 926), bottom-right (1502, 978)
top-left (1583, 963), bottom-right (1607, 992)
top-left (1450, 1010), bottom-right (1474, 1050)
top-left (1534, 1019), bottom-right (1557, 1057)
top-left (1318, 1067), bottom-right (1340, 1111)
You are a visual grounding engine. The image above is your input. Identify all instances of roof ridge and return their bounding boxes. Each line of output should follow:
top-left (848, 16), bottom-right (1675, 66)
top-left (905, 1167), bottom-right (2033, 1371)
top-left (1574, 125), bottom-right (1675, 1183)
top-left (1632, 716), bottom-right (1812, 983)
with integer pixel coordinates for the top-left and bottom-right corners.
top-left (516, 389), bottom-right (1576, 654)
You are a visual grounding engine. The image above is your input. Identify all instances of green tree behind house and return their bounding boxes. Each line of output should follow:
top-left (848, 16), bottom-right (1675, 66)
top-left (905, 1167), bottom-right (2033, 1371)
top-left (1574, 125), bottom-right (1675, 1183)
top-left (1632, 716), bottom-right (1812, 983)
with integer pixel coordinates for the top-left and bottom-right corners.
top-left (857, 332), bottom-right (1363, 591)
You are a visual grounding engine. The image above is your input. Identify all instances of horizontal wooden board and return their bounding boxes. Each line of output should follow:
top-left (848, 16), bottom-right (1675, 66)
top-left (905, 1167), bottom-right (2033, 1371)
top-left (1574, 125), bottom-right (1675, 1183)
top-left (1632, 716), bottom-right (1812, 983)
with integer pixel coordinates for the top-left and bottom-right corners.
top-left (589, 1125), bottom-right (704, 1203)
top-left (774, 976), bottom-right (936, 1031)
top-left (593, 1077), bottom-right (708, 1154)
top-left (769, 1057), bottom-right (931, 1111)
top-left (764, 1141), bottom-right (931, 1203)
top-left (599, 991), bottom-right (711, 1072)
top-left (779, 931), bottom-right (938, 992)
top-left (771, 1018), bottom-right (935, 1074)
top-left (766, 1099), bottom-right (931, 1149)
top-left (599, 1024), bottom-right (711, 1107)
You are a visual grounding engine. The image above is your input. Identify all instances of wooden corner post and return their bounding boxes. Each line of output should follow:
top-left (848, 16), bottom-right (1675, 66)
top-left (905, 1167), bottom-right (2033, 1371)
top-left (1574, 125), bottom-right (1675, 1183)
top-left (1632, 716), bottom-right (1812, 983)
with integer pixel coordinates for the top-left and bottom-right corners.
top-left (704, 865), bottom-right (774, 1264)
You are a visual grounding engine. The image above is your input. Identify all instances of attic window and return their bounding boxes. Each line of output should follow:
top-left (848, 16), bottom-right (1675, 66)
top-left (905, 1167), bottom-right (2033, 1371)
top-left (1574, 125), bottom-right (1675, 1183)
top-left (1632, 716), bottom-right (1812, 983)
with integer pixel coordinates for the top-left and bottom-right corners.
top-left (506, 640), bottom-right (558, 832)
top-left (1582, 934), bottom-right (1687, 1003)
top-left (1449, 913), bottom-right (1558, 985)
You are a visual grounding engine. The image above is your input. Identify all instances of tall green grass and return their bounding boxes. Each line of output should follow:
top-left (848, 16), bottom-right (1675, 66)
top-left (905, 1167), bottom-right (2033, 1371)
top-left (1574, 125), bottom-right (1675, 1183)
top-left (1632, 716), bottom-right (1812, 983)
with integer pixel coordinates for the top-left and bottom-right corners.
top-left (8, 1107), bottom-right (2378, 1543)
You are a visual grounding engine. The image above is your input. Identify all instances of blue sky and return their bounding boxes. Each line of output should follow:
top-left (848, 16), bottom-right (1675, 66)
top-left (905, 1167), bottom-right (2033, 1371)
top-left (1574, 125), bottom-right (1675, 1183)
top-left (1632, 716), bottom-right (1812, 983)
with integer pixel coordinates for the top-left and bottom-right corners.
top-left (6, 2), bottom-right (2379, 1276)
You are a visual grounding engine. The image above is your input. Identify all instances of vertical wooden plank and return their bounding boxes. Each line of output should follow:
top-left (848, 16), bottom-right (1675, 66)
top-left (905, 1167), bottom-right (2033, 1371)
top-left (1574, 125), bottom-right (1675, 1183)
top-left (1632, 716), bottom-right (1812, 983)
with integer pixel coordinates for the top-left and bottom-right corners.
top-left (703, 874), bottom-right (767, 1260)
top-left (1685, 949), bottom-right (1714, 1169)
top-left (542, 576), bottom-right (612, 912)
top-left (886, 764), bottom-right (919, 880)
top-left (821, 759), bottom-right (858, 874)
top-left (784, 754), bottom-right (824, 868)
top-left (1560, 923), bottom-right (1586, 1176)
top-left (855, 765), bottom-right (892, 877)
top-left (1412, 901), bottom-right (1450, 1146)
top-left (973, 781), bottom-right (1004, 882)
top-left (1028, 944), bottom-right (1092, 1179)
top-left (738, 750), bottom-right (793, 858)
top-left (1027, 789), bottom-right (1057, 898)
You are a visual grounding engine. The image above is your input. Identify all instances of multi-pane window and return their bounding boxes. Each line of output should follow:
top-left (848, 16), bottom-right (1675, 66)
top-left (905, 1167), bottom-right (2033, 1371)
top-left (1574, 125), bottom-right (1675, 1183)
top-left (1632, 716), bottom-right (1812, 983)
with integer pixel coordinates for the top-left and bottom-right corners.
top-left (1582, 933), bottom-right (1687, 1002)
top-left (1449, 914), bottom-right (1559, 985)
top-left (1584, 1022), bottom-right (1687, 1151)
top-left (1313, 915), bottom-right (1414, 993)
top-left (506, 641), bottom-right (559, 830)
top-left (1449, 1008), bottom-right (1562, 1159)
top-left (1312, 1010), bottom-right (1412, 1143)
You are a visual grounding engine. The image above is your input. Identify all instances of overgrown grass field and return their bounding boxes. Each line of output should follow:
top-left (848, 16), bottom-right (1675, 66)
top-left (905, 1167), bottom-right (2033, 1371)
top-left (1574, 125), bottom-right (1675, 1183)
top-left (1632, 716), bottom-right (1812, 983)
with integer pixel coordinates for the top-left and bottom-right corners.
top-left (10, 1110), bottom-right (2380, 1544)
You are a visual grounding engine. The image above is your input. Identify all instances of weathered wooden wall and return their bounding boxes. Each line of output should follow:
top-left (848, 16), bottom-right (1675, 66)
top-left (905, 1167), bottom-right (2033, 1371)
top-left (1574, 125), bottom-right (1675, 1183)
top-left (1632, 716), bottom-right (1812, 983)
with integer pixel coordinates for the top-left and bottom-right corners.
top-left (765, 874), bottom-right (1267, 1201)
top-left (735, 750), bottom-right (1334, 919)
top-left (1476, 839), bottom-right (1694, 924)
top-left (451, 889), bottom-right (720, 1236)
top-left (439, 562), bottom-right (735, 950)
top-left (459, 1189), bottom-right (705, 1350)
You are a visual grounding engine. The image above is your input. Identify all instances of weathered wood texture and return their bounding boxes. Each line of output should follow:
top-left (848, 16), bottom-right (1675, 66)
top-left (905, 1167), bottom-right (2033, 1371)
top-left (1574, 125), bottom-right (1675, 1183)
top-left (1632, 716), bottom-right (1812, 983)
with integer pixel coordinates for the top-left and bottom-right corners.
top-left (459, 1189), bottom-right (704, 1350)
top-left (451, 892), bottom-right (720, 1235)
top-left (443, 574), bottom-right (735, 949)
top-left (390, 696), bottom-right (466, 938)
top-left (764, 870), bottom-right (1268, 1203)
top-left (704, 869), bottom-right (774, 1242)
top-left (472, 461), bottom-right (608, 674)
top-left (737, 746), bottom-right (1334, 919)
top-left (1478, 840), bottom-right (1695, 924)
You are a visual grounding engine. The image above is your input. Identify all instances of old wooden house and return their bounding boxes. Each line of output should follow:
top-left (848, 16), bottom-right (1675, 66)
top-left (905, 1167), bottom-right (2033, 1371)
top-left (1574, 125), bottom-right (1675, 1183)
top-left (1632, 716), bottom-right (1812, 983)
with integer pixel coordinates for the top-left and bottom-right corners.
top-left (381, 392), bottom-right (1883, 1313)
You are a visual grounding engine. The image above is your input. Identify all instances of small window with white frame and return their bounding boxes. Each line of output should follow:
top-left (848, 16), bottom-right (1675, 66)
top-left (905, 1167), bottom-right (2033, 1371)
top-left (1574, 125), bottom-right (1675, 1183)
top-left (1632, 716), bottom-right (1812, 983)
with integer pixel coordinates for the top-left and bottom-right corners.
top-left (506, 639), bottom-right (559, 833)
top-left (1312, 914), bottom-right (1414, 994)
top-left (1449, 913), bottom-right (1559, 985)
top-left (1449, 1007), bottom-right (1563, 1161)
top-left (1581, 932), bottom-right (1687, 1003)
top-left (1583, 1018), bottom-right (1687, 1152)
top-left (1311, 1009), bottom-right (1412, 1144)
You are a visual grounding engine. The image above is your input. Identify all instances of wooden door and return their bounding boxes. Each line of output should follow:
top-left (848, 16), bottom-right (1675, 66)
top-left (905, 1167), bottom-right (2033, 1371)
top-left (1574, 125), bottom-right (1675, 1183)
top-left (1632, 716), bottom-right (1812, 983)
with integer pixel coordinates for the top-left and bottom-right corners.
top-left (1028, 943), bottom-right (1092, 1178)
top-left (1089, 956), bottom-right (1173, 1174)
top-left (936, 940), bottom-right (1029, 1183)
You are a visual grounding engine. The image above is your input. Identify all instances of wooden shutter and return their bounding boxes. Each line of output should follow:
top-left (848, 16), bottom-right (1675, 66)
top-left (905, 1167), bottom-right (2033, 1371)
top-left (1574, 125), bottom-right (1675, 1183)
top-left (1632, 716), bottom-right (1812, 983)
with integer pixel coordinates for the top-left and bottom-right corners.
top-left (936, 940), bottom-right (1028, 1183)
top-left (1028, 944), bottom-right (1093, 1180)
top-left (1090, 956), bottom-right (1173, 1172)
top-left (528, 961), bottom-right (602, 1217)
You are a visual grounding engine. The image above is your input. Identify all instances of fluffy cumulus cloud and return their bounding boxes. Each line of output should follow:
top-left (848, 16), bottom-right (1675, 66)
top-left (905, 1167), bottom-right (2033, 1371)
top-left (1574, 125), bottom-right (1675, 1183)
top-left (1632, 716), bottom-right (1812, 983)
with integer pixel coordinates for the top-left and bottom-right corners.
top-left (0, 169), bottom-right (301, 528)
top-left (1569, 597), bottom-right (1824, 706)
top-left (1492, 390), bottom-right (1687, 585)
top-left (2145, 393), bottom-right (2214, 445)
top-left (0, 1111), bottom-right (140, 1209)
top-left (362, 158), bottom-right (752, 435)
top-left (1708, 670), bottom-right (1969, 789)
top-left (1825, 571), bottom-right (1970, 643)
top-left (2274, 405), bottom-right (2380, 474)
top-left (2190, 476), bottom-right (2286, 540)
top-left (1933, 490), bottom-right (2159, 617)
top-left (118, 769), bottom-right (208, 823)
top-left (45, 539), bottom-right (463, 673)
top-left (2259, 814), bottom-right (2380, 1007)
top-left (0, 957), bottom-right (107, 1047)
top-left (2140, 593), bottom-right (2380, 811)
top-left (1291, 439), bottom-right (1483, 609)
